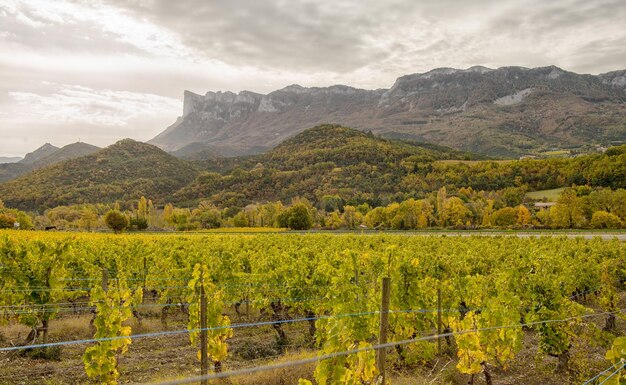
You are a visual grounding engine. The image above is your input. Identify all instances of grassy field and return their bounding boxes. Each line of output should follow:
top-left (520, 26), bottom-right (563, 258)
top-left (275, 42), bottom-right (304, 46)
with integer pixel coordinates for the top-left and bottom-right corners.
top-left (198, 227), bottom-right (288, 233)
top-left (433, 159), bottom-right (512, 165)
top-left (540, 150), bottom-right (571, 157)
top-left (525, 187), bottom-right (565, 201)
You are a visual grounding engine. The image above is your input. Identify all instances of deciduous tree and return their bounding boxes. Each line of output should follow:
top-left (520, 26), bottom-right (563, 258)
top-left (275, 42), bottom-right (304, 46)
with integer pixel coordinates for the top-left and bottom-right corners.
top-left (104, 210), bottom-right (129, 233)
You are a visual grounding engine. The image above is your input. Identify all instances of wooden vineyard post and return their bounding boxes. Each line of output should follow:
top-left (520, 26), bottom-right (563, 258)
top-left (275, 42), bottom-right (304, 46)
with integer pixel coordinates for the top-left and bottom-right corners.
top-left (354, 266), bottom-right (359, 302)
top-left (437, 287), bottom-right (442, 354)
top-left (377, 277), bottom-right (391, 384)
top-left (101, 268), bottom-right (108, 292)
top-left (142, 256), bottom-right (147, 295)
top-left (200, 268), bottom-right (209, 385)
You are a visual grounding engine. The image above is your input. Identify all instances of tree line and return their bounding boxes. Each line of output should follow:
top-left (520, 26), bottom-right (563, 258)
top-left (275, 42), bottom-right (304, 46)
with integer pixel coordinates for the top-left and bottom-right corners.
top-left (2, 184), bottom-right (625, 232)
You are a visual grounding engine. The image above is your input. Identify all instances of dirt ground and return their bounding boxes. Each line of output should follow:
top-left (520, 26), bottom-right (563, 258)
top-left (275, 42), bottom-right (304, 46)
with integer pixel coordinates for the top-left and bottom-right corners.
top-left (0, 296), bottom-right (622, 385)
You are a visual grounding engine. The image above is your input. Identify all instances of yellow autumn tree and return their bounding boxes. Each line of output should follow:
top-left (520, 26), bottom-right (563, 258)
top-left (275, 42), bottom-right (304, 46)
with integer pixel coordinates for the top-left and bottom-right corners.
top-left (516, 205), bottom-right (531, 226)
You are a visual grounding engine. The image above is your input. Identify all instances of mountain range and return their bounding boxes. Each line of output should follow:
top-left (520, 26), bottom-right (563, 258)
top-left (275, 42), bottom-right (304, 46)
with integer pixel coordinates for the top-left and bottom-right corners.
top-left (148, 65), bottom-right (626, 158)
top-left (0, 142), bottom-right (101, 183)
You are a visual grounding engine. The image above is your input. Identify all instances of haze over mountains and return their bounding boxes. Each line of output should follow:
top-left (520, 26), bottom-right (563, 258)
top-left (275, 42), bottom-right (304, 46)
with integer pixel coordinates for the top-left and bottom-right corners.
top-left (0, 157), bottom-right (22, 164)
top-left (149, 65), bottom-right (626, 158)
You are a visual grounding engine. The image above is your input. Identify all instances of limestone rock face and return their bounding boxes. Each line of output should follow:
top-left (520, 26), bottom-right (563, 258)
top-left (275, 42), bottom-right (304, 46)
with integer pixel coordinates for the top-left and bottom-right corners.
top-left (600, 70), bottom-right (626, 89)
top-left (150, 66), bottom-right (626, 157)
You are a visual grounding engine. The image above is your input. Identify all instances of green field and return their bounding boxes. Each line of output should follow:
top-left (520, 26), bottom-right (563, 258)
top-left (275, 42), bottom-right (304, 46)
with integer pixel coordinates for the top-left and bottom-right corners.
top-left (525, 187), bottom-right (565, 201)
top-left (433, 159), bottom-right (512, 165)
top-left (540, 150), bottom-right (571, 157)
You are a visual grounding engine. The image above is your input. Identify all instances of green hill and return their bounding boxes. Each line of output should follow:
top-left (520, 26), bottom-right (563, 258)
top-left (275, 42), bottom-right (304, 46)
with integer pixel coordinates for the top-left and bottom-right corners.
top-left (0, 163), bottom-right (29, 183)
top-left (0, 139), bottom-right (199, 211)
top-left (176, 125), bottom-right (626, 208)
top-left (174, 125), bottom-right (482, 206)
top-left (2, 125), bottom-right (624, 213)
top-left (170, 141), bottom-right (223, 160)
top-left (266, 125), bottom-right (476, 167)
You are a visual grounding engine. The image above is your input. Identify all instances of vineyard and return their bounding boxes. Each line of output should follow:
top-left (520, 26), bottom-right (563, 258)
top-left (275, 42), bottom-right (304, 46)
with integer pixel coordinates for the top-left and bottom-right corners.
top-left (1, 230), bottom-right (626, 384)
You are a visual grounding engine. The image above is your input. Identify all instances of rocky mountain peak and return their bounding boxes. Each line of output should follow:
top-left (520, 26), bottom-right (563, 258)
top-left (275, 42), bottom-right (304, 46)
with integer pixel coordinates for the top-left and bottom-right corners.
top-left (151, 66), bottom-right (626, 158)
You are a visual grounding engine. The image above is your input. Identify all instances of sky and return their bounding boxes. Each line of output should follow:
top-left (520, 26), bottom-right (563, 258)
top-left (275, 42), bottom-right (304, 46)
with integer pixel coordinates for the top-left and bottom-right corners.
top-left (0, 0), bottom-right (625, 157)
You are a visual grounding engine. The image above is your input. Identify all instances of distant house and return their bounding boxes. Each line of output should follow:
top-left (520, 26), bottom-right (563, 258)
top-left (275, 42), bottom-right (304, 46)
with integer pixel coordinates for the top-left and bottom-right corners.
top-left (534, 202), bottom-right (556, 209)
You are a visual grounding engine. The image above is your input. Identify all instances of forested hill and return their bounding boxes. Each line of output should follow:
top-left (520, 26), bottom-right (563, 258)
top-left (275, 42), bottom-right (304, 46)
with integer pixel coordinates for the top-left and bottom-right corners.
top-left (0, 139), bottom-right (199, 211)
top-left (175, 125), bottom-right (626, 208)
top-left (0, 142), bottom-right (101, 183)
top-left (0, 125), bottom-right (625, 212)
top-left (173, 125), bottom-right (482, 206)
top-left (263, 125), bottom-right (478, 169)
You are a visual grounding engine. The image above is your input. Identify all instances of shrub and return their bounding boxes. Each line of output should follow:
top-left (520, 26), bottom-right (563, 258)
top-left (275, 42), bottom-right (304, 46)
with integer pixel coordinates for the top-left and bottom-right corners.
top-left (278, 203), bottom-right (313, 230)
top-left (19, 346), bottom-right (62, 360)
top-left (129, 217), bottom-right (148, 231)
top-left (175, 222), bottom-right (199, 231)
top-left (590, 211), bottom-right (623, 229)
top-left (0, 213), bottom-right (16, 229)
top-left (191, 203), bottom-right (222, 229)
top-left (491, 207), bottom-right (518, 227)
top-left (104, 210), bottom-right (129, 233)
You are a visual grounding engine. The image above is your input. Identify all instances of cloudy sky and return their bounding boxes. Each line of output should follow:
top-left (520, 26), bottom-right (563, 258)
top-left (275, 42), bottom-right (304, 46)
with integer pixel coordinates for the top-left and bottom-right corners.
top-left (1, 0), bottom-right (625, 157)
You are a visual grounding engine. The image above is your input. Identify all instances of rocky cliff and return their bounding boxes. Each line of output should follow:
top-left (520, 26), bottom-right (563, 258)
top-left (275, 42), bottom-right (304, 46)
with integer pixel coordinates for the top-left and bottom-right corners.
top-left (149, 66), bottom-right (626, 157)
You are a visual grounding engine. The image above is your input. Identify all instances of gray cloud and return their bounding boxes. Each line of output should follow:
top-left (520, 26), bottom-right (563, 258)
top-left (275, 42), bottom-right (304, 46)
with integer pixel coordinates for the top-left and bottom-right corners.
top-left (0, 2), bottom-right (140, 55)
top-left (8, 85), bottom-right (180, 126)
top-left (0, 82), bottom-right (180, 156)
top-left (101, 0), bottom-right (626, 75)
top-left (102, 0), bottom-right (394, 72)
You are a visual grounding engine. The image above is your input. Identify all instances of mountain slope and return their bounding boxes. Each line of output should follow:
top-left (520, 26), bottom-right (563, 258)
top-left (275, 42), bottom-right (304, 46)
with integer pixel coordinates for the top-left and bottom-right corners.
top-left (0, 139), bottom-right (199, 211)
top-left (30, 142), bottom-right (101, 169)
top-left (0, 142), bottom-right (101, 183)
top-left (0, 157), bottom-right (22, 164)
top-left (149, 66), bottom-right (626, 158)
top-left (0, 163), bottom-right (28, 183)
top-left (170, 142), bottom-right (223, 160)
top-left (19, 143), bottom-right (59, 165)
top-left (173, 124), bottom-right (482, 206)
